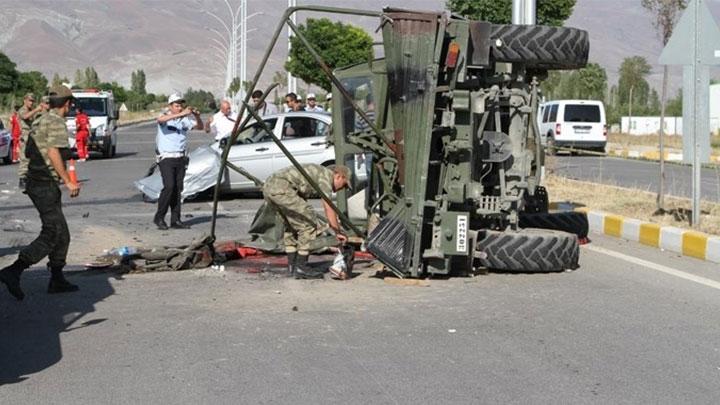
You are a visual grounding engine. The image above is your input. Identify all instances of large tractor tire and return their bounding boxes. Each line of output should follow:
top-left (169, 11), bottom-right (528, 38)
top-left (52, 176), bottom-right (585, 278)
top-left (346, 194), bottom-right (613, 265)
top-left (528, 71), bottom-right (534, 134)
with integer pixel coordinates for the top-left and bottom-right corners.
top-left (490, 24), bottom-right (589, 70)
top-left (476, 228), bottom-right (579, 272)
top-left (519, 211), bottom-right (588, 239)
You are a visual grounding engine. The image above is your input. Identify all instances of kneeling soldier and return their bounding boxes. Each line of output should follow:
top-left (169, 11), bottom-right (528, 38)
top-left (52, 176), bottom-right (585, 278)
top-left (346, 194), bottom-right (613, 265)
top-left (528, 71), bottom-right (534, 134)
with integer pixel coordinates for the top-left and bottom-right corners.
top-left (0, 86), bottom-right (81, 301)
top-left (263, 164), bottom-right (350, 279)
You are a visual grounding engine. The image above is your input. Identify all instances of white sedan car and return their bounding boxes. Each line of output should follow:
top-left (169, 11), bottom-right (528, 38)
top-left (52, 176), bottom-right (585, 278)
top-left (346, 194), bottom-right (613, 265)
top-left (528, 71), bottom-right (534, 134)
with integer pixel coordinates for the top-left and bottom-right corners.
top-left (0, 119), bottom-right (12, 165)
top-left (136, 112), bottom-right (335, 200)
top-left (221, 111), bottom-right (334, 191)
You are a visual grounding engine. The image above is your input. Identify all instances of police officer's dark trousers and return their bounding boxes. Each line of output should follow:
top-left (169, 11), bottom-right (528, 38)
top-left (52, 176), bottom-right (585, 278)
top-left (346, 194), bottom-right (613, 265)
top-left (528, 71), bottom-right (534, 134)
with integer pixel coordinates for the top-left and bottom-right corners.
top-left (155, 157), bottom-right (186, 224)
top-left (19, 179), bottom-right (70, 268)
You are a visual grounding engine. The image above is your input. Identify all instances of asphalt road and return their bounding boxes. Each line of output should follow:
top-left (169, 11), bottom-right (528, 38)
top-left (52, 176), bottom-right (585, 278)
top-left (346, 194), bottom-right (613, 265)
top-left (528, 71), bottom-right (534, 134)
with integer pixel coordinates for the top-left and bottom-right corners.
top-left (2, 122), bottom-right (720, 402)
top-left (553, 155), bottom-right (720, 202)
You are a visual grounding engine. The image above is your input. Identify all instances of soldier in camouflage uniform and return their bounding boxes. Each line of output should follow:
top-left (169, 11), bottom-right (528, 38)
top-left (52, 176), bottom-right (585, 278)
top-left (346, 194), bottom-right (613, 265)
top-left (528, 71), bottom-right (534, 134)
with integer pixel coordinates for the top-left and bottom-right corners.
top-left (0, 86), bottom-right (81, 301)
top-left (16, 93), bottom-right (44, 190)
top-left (263, 163), bottom-right (350, 279)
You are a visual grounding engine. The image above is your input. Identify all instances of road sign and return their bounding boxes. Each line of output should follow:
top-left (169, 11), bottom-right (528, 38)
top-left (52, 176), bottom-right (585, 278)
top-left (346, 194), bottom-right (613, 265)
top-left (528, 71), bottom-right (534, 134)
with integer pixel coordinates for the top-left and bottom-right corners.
top-left (658, 0), bottom-right (720, 227)
top-left (658, 0), bottom-right (720, 65)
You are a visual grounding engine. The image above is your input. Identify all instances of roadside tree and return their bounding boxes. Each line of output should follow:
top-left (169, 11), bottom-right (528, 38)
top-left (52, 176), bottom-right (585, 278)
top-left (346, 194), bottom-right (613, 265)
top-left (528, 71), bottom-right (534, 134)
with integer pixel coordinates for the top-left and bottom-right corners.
top-left (131, 69), bottom-right (147, 95)
top-left (0, 52), bottom-right (19, 106)
top-left (541, 63), bottom-right (607, 102)
top-left (447, 0), bottom-right (576, 26)
top-left (272, 70), bottom-right (287, 106)
top-left (84, 67), bottom-right (100, 87)
top-left (51, 73), bottom-right (69, 87)
top-left (576, 63), bottom-right (608, 101)
top-left (227, 77), bottom-right (241, 98)
top-left (285, 18), bottom-right (373, 91)
top-left (99, 81), bottom-right (128, 104)
top-left (617, 56), bottom-right (652, 115)
top-left (184, 88), bottom-right (216, 113)
top-left (16, 71), bottom-right (49, 100)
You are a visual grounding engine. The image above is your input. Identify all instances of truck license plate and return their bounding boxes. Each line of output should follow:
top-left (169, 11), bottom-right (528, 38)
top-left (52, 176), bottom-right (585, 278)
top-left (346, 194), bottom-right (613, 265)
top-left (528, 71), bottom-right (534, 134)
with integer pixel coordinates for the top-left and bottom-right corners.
top-left (456, 214), bottom-right (468, 253)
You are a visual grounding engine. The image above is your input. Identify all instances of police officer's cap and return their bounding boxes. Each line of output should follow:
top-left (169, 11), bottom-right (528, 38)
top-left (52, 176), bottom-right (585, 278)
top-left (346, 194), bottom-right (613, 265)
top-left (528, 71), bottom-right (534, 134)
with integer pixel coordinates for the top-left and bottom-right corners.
top-left (168, 93), bottom-right (185, 104)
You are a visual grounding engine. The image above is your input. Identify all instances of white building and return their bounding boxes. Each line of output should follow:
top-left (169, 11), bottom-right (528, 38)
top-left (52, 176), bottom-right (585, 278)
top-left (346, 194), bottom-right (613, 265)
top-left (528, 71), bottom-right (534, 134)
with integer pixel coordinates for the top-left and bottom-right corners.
top-left (621, 116), bottom-right (683, 135)
top-left (620, 83), bottom-right (720, 135)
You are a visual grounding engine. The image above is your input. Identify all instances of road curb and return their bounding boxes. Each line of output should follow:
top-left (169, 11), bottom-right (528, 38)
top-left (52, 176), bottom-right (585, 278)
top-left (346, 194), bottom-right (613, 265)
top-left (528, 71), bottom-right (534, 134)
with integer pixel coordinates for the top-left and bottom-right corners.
top-left (607, 147), bottom-right (720, 164)
top-left (575, 207), bottom-right (720, 264)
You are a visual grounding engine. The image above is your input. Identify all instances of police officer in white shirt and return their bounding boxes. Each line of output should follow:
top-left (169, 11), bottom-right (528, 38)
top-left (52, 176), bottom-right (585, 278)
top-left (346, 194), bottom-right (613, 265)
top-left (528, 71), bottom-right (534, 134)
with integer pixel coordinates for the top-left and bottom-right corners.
top-left (154, 93), bottom-right (203, 230)
top-left (205, 100), bottom-right (237, 141)
top-left (304, 93), bottom-right (324, 113)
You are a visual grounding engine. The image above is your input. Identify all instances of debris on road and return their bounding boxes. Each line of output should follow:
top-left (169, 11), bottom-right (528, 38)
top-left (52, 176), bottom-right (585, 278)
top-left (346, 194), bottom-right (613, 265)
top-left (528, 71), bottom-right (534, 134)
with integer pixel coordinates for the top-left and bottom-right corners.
top-left (134, 145), bottom-right (222, 202)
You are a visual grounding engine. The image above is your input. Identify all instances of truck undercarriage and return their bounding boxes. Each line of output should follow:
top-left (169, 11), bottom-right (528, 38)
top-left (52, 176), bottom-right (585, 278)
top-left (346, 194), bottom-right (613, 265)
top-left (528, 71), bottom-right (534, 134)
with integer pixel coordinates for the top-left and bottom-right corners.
top-left (209, 5), bottom-right (591, 278)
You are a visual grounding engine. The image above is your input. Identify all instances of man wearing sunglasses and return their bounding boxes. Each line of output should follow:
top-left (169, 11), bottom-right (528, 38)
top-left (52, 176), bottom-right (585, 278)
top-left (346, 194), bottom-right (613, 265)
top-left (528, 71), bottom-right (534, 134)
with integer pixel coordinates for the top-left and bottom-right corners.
top-left (153, 93), bottom-right (203, 230)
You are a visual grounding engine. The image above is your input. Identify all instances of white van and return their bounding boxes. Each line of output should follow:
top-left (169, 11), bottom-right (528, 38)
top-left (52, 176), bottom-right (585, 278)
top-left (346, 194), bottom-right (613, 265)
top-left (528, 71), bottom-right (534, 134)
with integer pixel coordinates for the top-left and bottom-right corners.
top-left (65, 89), bottom-right (119, 158)
top-left (537, 100), bottom-right (607, 154)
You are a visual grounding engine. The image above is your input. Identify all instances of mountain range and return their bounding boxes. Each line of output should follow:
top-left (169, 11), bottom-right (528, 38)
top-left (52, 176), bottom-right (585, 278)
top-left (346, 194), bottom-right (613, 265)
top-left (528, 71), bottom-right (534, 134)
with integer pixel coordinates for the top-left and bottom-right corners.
top-left (1, 0), bottom-right (718, 97)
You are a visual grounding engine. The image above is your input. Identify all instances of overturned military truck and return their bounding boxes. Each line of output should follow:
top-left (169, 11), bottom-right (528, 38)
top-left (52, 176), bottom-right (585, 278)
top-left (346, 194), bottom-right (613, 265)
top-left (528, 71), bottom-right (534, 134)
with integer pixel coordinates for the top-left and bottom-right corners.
top-left (209, 6), bottom-right (590, 278)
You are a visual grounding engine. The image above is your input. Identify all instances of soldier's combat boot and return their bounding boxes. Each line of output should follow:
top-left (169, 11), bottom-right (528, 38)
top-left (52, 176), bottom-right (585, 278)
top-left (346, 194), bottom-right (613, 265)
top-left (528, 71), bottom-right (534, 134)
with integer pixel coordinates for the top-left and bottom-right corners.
top-left (294, 254), bottom-right (323, 280)
top-left (0, 258), bottom-right (29, 301)
top-left (47, 265), bottom-right (79, 294)
top-left (286, 251), bottom-right (298, 277)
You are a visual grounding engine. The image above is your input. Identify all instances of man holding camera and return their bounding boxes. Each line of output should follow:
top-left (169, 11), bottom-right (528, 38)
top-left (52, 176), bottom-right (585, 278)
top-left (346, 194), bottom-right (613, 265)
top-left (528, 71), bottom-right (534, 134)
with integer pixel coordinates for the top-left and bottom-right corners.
top-left (153, 93), bottom-right (203, 230)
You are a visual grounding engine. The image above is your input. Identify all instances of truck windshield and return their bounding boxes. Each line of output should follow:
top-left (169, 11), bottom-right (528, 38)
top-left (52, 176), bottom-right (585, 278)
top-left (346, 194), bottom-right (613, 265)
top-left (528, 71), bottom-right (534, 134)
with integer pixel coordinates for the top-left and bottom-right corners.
top-left (564, 105), bottom-right (600, 123)
top-left (67, 98), bottom-right (107, 117)
top-left (340, 76), bottom-right (375, 138)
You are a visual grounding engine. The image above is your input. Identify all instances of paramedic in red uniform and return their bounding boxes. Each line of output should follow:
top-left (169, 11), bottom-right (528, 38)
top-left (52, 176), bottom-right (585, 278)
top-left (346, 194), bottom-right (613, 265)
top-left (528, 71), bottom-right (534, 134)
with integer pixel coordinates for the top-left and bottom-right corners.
top-left (75, 107), bottom-right (90, 161)
top-left (10, 107), bottom-right (22, 162)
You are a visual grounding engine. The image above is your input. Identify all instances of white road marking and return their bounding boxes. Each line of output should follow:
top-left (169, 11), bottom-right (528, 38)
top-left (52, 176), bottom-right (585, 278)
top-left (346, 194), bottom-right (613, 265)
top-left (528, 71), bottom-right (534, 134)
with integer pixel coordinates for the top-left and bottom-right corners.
top-left (584, 244), bottom-right (720, 291)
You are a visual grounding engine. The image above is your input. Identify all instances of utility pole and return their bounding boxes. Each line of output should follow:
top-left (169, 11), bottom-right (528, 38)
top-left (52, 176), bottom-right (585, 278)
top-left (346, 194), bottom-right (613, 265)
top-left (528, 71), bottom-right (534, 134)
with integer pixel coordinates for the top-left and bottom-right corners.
top-left (287, 0), bottom-right (298, 95)
top-left (239, 0), bottom-right (247, 100)
top-left (512, 0), bottom-right (536, 24)
top-left (628, 85), bottom-right (634, 134)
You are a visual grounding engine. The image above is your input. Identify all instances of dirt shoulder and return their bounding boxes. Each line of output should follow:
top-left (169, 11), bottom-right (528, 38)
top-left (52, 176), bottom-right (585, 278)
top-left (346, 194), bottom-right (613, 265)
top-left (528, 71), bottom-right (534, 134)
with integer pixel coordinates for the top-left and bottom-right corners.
top-left (607, 132), bottom-right (720, 156)
top-left (544, 174), bottom-right (720, 236)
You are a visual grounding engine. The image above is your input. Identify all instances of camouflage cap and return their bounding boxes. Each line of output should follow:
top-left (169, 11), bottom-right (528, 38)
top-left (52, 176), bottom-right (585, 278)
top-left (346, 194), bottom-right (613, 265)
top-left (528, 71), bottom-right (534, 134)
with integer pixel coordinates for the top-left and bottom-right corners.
top-left (24, 92), bottom-right (35, 101)
top-left (48, 85), bottom-right (74, 99)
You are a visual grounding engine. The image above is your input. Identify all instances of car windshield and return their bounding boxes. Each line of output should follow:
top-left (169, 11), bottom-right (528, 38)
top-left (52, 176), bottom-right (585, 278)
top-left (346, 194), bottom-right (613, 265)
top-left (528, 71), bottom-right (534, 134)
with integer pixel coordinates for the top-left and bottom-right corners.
top-left (236, 119), bottom-right (277, 144)
top-left (67, 98), bottom-right (107, 117)
top-left (564, 105), bottom-right (601, 123)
